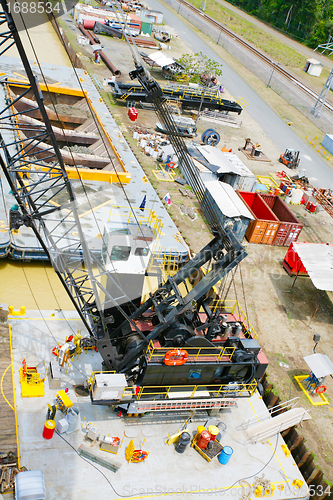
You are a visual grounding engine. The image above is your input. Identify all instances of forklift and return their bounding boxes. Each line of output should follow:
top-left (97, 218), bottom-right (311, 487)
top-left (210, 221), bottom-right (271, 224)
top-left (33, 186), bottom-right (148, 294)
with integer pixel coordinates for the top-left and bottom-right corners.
top-left (279, 149), bottom-right (300, 169)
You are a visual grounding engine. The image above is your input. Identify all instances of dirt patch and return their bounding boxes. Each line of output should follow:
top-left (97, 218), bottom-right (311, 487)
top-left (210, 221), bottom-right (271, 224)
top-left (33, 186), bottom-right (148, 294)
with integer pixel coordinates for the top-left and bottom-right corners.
top-left (53, 103), bottom-right (89, 118)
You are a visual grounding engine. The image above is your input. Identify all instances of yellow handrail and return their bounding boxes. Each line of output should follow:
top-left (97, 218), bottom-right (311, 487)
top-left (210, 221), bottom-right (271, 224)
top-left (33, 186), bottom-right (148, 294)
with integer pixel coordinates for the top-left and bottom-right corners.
top-left (89, 370), bottom-right (116, 391)
top-left (135, 380), bottom-right (257, 401)
top-left (145, 344), bottom-right (236, 362)
top-left (209, 299), bottom-right (258, 339)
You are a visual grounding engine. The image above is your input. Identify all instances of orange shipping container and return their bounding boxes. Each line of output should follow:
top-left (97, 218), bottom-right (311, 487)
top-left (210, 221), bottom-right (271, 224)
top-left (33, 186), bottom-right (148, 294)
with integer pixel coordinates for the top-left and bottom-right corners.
top-left (237, 192), bottom-right (279, 245)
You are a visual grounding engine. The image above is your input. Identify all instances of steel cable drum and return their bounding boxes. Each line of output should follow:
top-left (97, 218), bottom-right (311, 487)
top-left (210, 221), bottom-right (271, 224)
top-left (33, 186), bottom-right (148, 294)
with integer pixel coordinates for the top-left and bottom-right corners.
top-left (202, 129), bottom-right (220, 146)
top-left (201, 128), bottom-right (215, 142)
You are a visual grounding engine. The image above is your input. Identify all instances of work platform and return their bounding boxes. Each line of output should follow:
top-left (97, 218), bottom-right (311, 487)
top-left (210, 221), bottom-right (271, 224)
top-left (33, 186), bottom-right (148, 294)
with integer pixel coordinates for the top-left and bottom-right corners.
top-left (6, 310), bottom-right (309, 500)
top-left (0, 56), bottom-right (188, 262)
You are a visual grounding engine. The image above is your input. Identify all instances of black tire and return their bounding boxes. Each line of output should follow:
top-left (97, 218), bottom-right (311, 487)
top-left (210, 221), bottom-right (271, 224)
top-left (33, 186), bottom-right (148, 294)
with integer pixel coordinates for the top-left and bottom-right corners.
top-left (205, 130), bottom-right (220, 146)
top-left (201, 128), bottom-right (214, 142)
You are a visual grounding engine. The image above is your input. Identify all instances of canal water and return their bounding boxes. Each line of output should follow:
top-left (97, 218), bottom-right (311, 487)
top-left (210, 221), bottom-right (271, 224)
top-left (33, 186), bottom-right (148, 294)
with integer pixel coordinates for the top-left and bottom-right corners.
top-left (1, 12), bottom-right (73, 310)
top-left (8, 10), bottom-right (70, 66)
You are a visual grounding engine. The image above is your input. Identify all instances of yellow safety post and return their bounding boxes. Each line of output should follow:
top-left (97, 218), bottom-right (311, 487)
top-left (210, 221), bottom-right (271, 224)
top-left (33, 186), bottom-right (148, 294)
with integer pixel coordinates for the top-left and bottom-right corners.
top-left (8, 306), bottom-right (26, 316)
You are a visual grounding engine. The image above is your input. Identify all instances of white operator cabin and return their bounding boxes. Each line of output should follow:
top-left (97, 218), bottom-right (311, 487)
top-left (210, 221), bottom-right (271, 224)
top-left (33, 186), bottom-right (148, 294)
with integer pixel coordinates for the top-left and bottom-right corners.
top-left (100, 222), bottom-right (154, 309)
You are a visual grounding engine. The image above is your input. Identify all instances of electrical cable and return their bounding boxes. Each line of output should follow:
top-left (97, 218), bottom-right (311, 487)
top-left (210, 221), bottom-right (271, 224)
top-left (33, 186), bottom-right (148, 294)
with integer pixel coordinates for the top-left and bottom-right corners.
top-left (44, 12), bottom-right (153, 254)
top-left (213, 432), bottom-right (280, 493)
top-left (56, 427), bottom-right (280, 497)
top-left (16, 239), bottom-right (91, 381)
top-left (55, 430), bottom-right (125, 498)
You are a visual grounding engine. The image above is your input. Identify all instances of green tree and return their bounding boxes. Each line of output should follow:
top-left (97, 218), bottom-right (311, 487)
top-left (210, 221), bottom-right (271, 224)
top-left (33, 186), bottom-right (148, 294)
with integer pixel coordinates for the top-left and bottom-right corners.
top-left (175, 52), bottom-right (223, 84)
top-left (225, 0), bottom-right (333, 47)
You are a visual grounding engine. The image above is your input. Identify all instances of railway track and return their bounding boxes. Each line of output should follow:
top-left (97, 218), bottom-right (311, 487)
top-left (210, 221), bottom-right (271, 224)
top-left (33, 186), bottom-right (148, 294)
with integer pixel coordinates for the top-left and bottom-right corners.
top-left (178, 0), bottom-right (333, 114)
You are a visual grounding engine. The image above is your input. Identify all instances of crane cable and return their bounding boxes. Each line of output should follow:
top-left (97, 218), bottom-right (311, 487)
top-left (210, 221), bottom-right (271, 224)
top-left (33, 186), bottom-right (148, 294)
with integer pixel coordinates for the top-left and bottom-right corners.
top-left (16, 11), bottom-right (144, 306)
top-left (10, 9), bottom-right (155, 323)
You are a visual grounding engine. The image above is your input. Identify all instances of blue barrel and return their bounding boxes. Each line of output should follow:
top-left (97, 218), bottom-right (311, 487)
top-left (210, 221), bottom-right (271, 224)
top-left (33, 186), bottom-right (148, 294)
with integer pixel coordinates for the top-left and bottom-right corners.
top-left (219, 446), bottom-right (233, 465)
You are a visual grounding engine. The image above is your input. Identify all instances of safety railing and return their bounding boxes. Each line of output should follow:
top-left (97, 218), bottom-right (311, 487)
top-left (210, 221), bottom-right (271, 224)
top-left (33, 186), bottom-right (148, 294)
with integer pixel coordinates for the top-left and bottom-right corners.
top-left (163, 82), bottom-right (222, 100)
top-left (208, 299), bottom-right (258, 339)
top-left (88, 370), bottom-right (115, 392)
top-left (146, 247), bottom-right (183, 275)
top-left (145, 341), bottom-right (236, 363)
top-left (107, 205), bottom-right (163, 242)
top-left (89, 370), bottom-right (257, 402)
top-left (135, 380), bottom-right (257, 400)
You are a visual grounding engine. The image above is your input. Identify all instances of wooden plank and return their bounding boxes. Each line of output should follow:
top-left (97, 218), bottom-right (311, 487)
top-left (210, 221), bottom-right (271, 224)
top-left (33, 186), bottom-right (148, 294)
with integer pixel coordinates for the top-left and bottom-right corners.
top-left (306, 469), bottom-right (323, 485)
top-left (285, 428), bottom-right (299, 447)
top-left (290, 435), bottom-right (305, 452)
top-left (314, 481), bottom-right (332, 500)
top-left (294, 446), bottom-right (309, 465)
top-left (300, 453), bottom-right (314, 473)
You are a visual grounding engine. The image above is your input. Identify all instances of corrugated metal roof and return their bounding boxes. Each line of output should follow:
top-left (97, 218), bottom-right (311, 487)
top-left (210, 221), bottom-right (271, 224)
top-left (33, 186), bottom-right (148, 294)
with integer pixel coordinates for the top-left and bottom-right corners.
top-left (303, 353), bottom-right (333, 378)
top-left (148, 51), bottom-right (176, 68)
top-left (204, 180), bottom-right (254, 219)
top-left (198, 145), bottom-right (255, 178)
top-left (292, 242), bottom-right (333, 291)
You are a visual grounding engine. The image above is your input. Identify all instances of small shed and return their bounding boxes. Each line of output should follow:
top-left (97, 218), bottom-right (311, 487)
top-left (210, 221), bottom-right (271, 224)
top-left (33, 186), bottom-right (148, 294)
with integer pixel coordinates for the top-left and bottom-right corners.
top-left (202, 181), bottom-right (254, 241)
top-left (303, 58), bottom-right (323, 77)
top-left (321, 134), bottom-right (333, 155)
top-left (138, 8), bottom-right (163, 24)
top-left (141, 22), bottom-right (153, 35)
top-left (188, 145), bottom-right (257, 192)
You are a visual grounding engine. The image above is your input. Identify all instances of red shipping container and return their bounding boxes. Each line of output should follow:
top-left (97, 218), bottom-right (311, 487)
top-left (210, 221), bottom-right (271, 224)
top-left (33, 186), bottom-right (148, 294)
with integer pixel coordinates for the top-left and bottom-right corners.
top-left (260, 194), bottom-right (303, 246)
top-left (237, 192), bottom-right (279, 245)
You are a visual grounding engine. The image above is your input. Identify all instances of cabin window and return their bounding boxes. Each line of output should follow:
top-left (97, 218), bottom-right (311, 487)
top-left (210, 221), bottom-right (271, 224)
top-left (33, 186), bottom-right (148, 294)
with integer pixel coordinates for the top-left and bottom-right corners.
top-left (134, 247), bottom-right (149, 256)
top-left (110, 228), bottom-right (129, 235)
top-left (110, 245), bottom-right (131, 261)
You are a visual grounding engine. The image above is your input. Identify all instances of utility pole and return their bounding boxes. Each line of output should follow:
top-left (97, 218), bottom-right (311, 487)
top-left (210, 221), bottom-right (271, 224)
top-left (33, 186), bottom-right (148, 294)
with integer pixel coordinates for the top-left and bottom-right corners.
top-left (311, 68), bottom-right (333, 117)
top-left (200, 0), bottom-right (206, 11)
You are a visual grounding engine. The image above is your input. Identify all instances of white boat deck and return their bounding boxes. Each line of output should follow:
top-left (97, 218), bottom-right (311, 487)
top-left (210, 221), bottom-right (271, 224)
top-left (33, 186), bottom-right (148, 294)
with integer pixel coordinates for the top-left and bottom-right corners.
top-left (7, 310), bottom-right (309, 500)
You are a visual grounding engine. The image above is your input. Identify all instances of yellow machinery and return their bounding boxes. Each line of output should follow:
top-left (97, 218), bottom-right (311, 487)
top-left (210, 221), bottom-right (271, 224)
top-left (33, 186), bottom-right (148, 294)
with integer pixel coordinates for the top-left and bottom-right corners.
top-left (19, 358), bottom-right (46, 397)
top-left (55, 390), bottom-right (73, 414)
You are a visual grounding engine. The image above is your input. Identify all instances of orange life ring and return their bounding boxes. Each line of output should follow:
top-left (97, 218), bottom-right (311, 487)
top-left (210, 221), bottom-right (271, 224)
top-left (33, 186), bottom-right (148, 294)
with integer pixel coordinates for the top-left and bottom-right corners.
top-left (167, 161), bottom-right (175, 169)
top-left (52, 344), bottom-right (61, 356)
top-left (164, 349), bottom-right (188, 366)
top-left (316, 385), bottom-right (327, 394)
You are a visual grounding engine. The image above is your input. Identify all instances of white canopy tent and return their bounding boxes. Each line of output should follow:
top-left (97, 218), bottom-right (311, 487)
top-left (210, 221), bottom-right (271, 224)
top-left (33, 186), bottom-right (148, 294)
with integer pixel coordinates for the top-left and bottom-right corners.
top-left (288, 242), bottom-right (333, 292)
